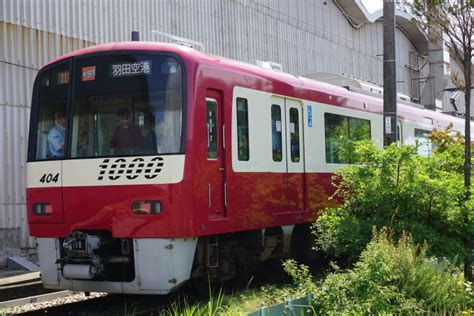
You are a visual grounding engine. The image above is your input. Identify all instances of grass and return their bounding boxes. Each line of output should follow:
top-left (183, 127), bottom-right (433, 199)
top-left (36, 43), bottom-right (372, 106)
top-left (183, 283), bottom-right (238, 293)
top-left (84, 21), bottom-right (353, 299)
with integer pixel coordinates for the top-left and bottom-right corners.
top-left (149, 283), bottom-right (300, 316)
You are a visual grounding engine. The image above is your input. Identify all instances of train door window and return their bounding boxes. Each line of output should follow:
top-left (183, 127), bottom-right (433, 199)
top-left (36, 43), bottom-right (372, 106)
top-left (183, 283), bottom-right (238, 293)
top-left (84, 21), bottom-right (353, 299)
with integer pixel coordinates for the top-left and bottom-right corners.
top-left (271, 105), bottom-right (283, 161)
top-left (206, 98), bottom-right (218, 159)
top-left (237, 98), bottom-right (249, 161)
top-left (33, 63), bottom-right (70, 160)
top-left (289, 108), bottom-right (300, 162)
top-left (325, 113), bottom-right (371, 163)
top-left (415, 128), bottom-right (433, 157)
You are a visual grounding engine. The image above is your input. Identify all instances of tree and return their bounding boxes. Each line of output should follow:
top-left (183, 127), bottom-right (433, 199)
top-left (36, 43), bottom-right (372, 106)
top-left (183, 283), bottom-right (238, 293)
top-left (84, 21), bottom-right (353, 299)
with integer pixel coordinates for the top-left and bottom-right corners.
top-left (405, 0), bottom-right (473, 281)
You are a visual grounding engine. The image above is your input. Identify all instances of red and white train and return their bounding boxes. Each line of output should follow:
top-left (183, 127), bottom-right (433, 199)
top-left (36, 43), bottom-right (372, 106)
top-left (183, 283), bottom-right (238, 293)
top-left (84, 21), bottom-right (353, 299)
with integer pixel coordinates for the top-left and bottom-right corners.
top-left (27, 41), bottom-right (470, 294)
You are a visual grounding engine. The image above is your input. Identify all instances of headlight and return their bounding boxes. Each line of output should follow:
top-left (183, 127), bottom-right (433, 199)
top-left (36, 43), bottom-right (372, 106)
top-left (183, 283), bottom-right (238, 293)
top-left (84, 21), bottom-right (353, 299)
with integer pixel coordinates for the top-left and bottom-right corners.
top-left (132, 200), bottom-right (162, 215)
top-left (32, 203), bottom-right (53, 216)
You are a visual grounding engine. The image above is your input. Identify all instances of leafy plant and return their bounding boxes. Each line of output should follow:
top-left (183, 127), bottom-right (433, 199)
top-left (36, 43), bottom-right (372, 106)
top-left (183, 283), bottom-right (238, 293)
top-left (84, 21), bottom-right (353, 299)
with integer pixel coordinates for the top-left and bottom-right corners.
top-left (298, 230), bottom-right (473, 314)
top-left (283, 259), bottom-right (318, 298)
top-left (160, 287), bottom-right (227, 315)
top-left (313, 140), bottom-right (472, 264)
top-left (325, 230), bottom-right (471, 313)
top-left (405, 0), bottom-right (473, 282)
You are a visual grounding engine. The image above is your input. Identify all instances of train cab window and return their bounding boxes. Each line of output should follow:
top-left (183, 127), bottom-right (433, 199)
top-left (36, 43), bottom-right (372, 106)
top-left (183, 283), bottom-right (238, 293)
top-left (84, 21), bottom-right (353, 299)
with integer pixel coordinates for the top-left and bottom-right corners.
top-left (237, 98), bottom-right (249, 161)
top-left (289, 108), bottom-right (300, 162)
top-left (206, 98), bottom-right (218, 159)
top-left (271, 105), bottom-right (282, 161)
top-left (70, 54), bottom-right (184, 158)
top-left (29, 54), bottom-right (184, 161)
top-left (415, 129), bottom-right (433, 157)
top-left (325, 113), bottom-right (371, 163)
top-left (33, 63), bottom-right (70, 160)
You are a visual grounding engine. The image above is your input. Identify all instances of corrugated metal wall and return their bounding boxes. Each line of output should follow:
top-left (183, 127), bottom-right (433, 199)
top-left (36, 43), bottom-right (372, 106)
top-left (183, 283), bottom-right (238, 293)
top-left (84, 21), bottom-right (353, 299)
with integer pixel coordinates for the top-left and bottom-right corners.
top-left (1, 0), bottom-right (419, 94)
top-left (0, 21), bottom-right (95, 253)
top-left (0, 22), bottom-right (36, 253)
top-left (442, 60), bottom-right (474, 115)
top-left (0, 0), bottom-right (423, 255)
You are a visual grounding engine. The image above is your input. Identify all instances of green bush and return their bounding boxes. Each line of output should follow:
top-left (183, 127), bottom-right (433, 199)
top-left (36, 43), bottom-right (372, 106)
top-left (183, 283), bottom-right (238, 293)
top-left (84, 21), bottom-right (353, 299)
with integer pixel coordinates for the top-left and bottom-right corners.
top-left (313, 140), bottom-right (472, 263)
top-left (160, 289), bottom-right (227, 316)
top-left (299, 230), bottom-right (473, 314)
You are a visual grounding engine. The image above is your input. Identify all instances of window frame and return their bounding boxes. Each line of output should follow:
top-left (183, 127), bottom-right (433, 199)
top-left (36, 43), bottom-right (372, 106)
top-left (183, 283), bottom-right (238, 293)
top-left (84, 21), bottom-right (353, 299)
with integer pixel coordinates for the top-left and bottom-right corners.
top-left (236, 97), bottom-right (250, 161)
top-left (324, 112), bottom-right (372, 164)
top-left (27, 50), bottom-right (187, 162)
top-left (206, 98), bottom-right (219, 160)
top-left (414, 128), bottom-right (433, 157)
top-left (289, 107), bottom-right (301, 163)
top-left (271, 104), bottom-right (283, 162)
top-left (28, 59), bottom-right (73, 161)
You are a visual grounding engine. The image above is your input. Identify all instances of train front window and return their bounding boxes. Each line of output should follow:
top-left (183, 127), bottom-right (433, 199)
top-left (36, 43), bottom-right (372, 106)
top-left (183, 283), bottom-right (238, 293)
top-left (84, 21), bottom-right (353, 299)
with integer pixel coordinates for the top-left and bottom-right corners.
top-left (33, 63), bottom-right (70, 160)
top-left (29, 54), bottom-right (184, 161)
top-left (71, 54), bottom-right (184, 158)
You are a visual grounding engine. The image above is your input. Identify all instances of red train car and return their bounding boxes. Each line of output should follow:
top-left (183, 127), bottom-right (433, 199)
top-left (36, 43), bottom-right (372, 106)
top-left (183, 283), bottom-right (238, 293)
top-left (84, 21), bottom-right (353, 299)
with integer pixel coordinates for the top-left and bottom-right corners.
top-left (26, 41), bottom-right (469, 294)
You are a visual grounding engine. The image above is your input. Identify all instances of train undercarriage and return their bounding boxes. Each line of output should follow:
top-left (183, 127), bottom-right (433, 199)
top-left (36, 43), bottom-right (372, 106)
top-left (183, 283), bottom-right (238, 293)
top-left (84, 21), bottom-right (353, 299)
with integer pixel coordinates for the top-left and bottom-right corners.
top-left (40, 224), bottom-right (313, 294)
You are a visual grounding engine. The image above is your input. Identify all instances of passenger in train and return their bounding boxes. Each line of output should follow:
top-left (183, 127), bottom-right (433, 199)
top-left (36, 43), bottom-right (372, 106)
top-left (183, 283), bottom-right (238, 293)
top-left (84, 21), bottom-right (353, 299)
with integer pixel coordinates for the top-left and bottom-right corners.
top-left (47, 110), bottom-right (67, 158)
top-left (110, 108), bottom-right (144, 155)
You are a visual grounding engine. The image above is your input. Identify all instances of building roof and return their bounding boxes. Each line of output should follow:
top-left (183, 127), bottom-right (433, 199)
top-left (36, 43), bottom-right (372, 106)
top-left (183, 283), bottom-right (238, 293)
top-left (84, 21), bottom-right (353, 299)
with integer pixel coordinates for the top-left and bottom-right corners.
top-left (333, 0), bottom-right (428, 52)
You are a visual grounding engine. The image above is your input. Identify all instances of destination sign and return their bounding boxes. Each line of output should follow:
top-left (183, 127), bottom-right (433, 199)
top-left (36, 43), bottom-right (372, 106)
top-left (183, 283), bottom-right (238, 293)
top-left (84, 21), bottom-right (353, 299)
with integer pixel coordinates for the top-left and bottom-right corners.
top-left (110, 60), bottom-right (152, 78)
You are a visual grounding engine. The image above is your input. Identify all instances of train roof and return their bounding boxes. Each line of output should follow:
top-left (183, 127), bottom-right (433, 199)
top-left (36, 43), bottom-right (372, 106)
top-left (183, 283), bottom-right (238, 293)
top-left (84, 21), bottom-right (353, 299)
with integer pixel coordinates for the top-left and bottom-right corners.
top-left (48, 41), bottom-right (469, 134)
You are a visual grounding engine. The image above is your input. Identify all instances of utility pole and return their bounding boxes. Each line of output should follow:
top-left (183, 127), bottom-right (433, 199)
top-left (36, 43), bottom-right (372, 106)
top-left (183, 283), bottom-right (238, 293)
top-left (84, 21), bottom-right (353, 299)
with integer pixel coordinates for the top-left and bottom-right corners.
top-left (383, 0), bottom-right (397, 146)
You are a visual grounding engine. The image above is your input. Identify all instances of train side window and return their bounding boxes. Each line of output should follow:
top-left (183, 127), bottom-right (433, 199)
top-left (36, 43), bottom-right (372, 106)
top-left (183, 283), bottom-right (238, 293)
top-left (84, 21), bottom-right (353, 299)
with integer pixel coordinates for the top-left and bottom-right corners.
top-left (289, 108), bottom-right (300, 162)
top-left (271, 105), bottom-right (282, 161)
top-left (325, 113), bottom-right (371, 163)
top-left (206, 98), bottom-right (218, 159)
top-left (414, 128), bottom-right (433, 157)
top-left (397, 120), bottom-right (402, 143)
top-left (237, 98), bottom-right (249, 161)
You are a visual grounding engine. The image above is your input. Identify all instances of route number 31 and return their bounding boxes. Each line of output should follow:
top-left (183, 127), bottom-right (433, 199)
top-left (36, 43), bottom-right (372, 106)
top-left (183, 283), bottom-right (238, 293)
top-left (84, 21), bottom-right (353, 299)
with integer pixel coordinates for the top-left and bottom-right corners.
top-left (40, 173), bottom-right (59, 183)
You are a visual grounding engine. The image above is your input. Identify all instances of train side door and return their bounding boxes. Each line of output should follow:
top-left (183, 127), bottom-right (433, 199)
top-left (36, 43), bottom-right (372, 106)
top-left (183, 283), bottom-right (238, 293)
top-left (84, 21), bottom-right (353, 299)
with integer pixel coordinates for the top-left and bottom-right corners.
top-left (205, 92), bottom-right (226, 218)
top-left (285, 98), bottom-right (305, 212)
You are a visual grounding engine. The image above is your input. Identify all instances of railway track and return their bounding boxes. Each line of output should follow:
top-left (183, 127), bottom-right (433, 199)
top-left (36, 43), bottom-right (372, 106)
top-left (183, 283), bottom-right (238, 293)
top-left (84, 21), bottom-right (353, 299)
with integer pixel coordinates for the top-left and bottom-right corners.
top-left (3, 291), bottom-right (109, 315)
top-left (0, 273), bottom-right (113, 315)
top-left (1, 291), bottom-right (182, 315)
top-left (0, 272), bottom-right (50, 302)
top-left (0, 259), bottom-right (291, 315)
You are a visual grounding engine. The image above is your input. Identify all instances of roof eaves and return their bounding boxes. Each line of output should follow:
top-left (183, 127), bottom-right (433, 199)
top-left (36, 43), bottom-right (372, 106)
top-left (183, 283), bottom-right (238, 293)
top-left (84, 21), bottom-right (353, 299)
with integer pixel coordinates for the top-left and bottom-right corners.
top-left (333, 0), bottom-right (428, 53)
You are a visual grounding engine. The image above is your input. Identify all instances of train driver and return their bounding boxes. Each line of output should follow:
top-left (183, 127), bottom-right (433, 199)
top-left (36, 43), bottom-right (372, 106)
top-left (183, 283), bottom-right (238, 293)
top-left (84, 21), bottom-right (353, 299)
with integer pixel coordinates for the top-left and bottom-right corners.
top-left (47, 110), bottom-right (67, 158)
